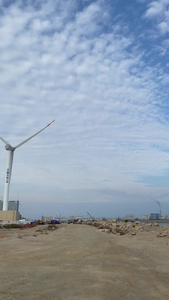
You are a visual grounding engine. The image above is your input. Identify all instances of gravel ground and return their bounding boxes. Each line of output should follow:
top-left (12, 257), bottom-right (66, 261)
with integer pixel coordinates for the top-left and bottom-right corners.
top-left (0, 224), bottom-right (169, 300)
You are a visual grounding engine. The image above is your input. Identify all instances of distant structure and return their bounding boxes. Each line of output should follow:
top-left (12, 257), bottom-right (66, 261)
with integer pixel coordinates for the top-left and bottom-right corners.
top-left (8, 200), bottom-right (19, 211)
top-left (0, 200), bottom-right (20, 223)
top-left (142, 215), bottom-right (149, 220)
top-left (154, 200), bottom-right (162, 218)
top-left (149, 213), bottom-right (160, 220)
top-left (125, 214), bottom-right (135, 221)
top-left (41, 216), bottom-right (53, 222)
top-left (87, 212), bottom-right (95, 220)
top-left (0, 200), bottom-right (19, 211)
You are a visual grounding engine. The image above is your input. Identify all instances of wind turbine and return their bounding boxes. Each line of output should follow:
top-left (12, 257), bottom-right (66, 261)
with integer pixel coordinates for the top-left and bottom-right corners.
top-left (0, 120), bottom-right (55, 211)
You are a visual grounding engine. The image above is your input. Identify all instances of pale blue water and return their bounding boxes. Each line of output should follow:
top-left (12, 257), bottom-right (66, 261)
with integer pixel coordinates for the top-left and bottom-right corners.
top-left (159, 222), bottom-right (169, 227)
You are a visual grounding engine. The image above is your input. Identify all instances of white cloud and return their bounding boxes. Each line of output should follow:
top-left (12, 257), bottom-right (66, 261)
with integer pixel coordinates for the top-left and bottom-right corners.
top-left (144, 1), bottom-right (164, 18)
top-left (0, 0), bottom-right (169, 218)
top-left (144, 0), bottom-right (169, 36)
top-left (157, 21), bottom-right (169, 35)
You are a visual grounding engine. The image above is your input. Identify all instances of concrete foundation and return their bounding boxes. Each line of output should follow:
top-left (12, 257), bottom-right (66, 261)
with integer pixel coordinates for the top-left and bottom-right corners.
top-left (0, 211), bottom-right (20, 223)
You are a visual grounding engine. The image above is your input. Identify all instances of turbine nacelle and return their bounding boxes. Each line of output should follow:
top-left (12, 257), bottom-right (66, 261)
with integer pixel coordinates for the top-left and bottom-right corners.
top-left (5, 144), bottom-right (14, 151)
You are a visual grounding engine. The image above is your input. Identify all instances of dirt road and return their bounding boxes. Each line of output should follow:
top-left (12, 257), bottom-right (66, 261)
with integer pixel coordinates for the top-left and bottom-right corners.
top-left (0, 224), bottom-right (169, 300)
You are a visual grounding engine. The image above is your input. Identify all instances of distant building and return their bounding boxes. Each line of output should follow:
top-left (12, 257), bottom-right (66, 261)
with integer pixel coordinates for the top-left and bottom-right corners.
top-left (125, 214), bottom-right (135, 220)
top-left (69, 216), bottom-right (83, 220)
top-left (8, 201), bottom-right (19, 211)
top-left (142, 215), bottom-right (149, 220)
top-left (0, 200), bottom-right (19, 211)
top-left (0, 211), bottom-right (20, 223)
top-left (41, 216), bottom-right (53, 222)
top-left (149, 213), bottom-right (160, 220)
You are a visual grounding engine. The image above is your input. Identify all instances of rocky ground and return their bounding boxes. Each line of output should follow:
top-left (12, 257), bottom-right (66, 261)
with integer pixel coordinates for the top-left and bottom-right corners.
top-left (0, 221), bottom-right (169, 300)
top-left (84, 219), bottom-right (169, 237)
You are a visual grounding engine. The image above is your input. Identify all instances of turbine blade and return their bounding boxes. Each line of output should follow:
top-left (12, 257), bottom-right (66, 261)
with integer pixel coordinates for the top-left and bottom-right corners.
top-left (0, 137), bottom-right (11, 146)
top-left (14, 120), bottom-right (55, 149)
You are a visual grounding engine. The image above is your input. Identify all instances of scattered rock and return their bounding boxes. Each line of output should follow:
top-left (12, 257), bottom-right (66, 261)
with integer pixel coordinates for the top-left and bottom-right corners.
top-left (85, 219), bottom-right (167, 237)
top-left (98, 229), bottom-right (110, 233)
top-left (157, 231), bottom-right (169, 238)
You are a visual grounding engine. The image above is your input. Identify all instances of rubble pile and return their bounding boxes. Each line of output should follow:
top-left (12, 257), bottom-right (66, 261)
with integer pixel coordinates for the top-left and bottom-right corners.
top-left (83, 219), bottom-right (164, 236)
top-left (157, 224), bottom-right (169, 238)
top-left (17, 224), bottom-right (61, 239)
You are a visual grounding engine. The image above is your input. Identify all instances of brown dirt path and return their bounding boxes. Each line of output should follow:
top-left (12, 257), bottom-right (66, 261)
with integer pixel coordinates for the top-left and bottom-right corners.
top-left (0, 224), bottom-right (169, 300)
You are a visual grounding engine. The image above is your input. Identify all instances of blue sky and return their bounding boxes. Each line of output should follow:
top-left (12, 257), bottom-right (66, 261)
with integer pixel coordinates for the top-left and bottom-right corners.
top-left (0, 0), bottom-right (169, 219)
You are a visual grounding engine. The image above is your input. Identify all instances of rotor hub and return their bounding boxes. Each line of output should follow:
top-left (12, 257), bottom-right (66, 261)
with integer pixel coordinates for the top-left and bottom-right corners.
top-left (5, 144), bottom-right (14, 151)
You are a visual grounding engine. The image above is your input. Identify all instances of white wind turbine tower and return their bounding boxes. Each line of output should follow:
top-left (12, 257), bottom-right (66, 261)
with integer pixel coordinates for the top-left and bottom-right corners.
top-left (0, 120), bottom-right (55, 211)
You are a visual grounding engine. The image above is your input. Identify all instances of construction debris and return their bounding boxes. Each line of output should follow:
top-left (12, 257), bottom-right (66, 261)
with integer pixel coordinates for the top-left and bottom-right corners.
top-left (82, 219), bottom-right (168, 236)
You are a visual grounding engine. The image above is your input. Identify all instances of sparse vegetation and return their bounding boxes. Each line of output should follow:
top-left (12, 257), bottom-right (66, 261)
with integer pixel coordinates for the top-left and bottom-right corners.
top-left (47, 224), bottom-right (59, 230)
top-left (2, 224), bottom-right (22, 229)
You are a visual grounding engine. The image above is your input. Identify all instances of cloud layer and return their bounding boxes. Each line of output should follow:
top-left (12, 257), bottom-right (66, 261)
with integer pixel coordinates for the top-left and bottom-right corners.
top-left (0, 0), bottom-right (169, 217)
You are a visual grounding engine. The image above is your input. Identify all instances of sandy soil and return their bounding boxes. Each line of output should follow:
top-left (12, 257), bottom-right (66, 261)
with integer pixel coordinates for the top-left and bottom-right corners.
top-left (0, 223), bottom-right (169, 300)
